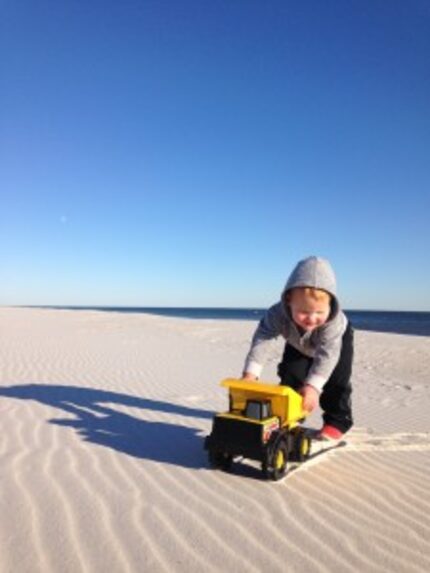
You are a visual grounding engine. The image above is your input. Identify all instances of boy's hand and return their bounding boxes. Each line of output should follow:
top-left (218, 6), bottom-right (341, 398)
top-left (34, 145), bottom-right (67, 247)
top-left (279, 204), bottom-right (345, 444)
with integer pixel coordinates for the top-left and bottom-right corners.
top-left (300, 384), bottom-right (319, 413)
top-left (242, 372), bottom-right (257, 381)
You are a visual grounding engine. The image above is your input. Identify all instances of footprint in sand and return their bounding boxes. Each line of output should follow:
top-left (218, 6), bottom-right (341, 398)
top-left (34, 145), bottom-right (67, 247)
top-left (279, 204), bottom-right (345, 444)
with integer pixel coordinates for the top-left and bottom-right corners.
top-left (349, 432), bottom-right (430, 452)
top-left (283, 430), bottom-right (430, 481)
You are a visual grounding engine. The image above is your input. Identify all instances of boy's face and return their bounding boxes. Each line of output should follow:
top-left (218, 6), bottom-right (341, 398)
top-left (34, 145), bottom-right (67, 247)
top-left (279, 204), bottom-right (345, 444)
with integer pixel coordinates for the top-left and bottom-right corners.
top-left (288, 289), bottom-right (331, 332)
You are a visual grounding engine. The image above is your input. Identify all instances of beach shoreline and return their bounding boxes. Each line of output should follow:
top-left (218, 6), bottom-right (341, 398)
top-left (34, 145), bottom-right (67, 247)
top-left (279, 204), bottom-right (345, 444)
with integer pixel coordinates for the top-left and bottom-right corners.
top-left (11, 304), bottom-right (430, 336)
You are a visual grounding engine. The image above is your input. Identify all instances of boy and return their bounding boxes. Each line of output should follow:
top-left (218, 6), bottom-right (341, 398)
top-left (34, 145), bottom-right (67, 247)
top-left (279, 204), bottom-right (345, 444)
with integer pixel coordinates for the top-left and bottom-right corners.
top-left (242, 256), bottom-right (353, 440)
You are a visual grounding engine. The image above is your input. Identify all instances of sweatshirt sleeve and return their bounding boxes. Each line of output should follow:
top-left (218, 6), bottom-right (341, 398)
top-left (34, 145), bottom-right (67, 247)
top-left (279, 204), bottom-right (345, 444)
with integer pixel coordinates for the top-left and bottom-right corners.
top-left (243, 303), bottom-right (285, 378)
top-left (304, 317), bottom-right (346, 392)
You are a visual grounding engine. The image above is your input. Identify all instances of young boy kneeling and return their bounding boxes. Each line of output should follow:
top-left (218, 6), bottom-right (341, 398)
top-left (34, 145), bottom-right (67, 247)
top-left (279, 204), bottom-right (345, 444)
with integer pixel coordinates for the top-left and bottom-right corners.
top-left (243, 256), bottom-right (353, 440)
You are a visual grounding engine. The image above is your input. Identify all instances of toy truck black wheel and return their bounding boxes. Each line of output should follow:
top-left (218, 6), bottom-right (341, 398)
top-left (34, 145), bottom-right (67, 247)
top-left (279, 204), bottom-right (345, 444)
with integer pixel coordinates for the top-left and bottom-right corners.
top-left (294, 432), bottom-right (311, 462)
top-left (288, 429), bottom-right (311, 463)
top-left (208, 449), bottom-right (233, 471)
top-left (262, 439), bottom-right (288, 481)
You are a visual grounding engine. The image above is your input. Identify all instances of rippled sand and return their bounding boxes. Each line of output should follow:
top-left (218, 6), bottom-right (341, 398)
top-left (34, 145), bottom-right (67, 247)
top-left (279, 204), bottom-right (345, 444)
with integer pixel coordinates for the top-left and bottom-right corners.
top-left (1, 307), bottom-right (429, 572)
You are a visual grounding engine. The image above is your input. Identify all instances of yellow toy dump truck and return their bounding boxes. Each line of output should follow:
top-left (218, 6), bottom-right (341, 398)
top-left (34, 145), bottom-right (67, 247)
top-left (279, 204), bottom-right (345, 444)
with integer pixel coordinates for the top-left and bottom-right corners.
top-left (204, 378), bottom-right (312, 480)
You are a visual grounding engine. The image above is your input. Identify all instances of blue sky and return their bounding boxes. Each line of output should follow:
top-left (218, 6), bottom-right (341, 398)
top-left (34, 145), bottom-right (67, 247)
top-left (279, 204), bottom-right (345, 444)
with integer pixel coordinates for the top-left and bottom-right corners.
top-left (2, 0), bottom-right (429, 310)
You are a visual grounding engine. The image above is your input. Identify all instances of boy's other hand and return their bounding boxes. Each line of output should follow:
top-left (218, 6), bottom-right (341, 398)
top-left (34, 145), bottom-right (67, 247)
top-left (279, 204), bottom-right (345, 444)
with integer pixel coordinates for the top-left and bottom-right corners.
top-left (242, 372), bottom-right (257, 381)
top-left (300, 384), bottom-right (319, 412)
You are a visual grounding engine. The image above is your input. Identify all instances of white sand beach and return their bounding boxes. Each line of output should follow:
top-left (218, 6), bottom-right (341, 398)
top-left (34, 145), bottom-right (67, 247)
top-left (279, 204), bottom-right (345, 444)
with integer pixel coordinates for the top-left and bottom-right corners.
top-left (1, 307), bottom-right (430, 573)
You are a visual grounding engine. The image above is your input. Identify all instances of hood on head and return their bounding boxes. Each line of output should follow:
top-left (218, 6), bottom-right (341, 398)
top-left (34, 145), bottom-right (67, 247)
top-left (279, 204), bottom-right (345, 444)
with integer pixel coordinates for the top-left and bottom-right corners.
top-left (282, 256), bottom-right (339, 317)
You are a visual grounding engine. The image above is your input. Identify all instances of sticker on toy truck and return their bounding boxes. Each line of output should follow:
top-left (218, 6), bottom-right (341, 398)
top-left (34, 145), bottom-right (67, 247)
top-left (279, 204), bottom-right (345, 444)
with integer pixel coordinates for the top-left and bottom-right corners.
top-left (262, 418), bottom-right (280, 443)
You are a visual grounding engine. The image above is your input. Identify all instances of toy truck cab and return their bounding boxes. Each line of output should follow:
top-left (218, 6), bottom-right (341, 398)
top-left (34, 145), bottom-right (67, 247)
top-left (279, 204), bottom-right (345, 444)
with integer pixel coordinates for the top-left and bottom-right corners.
top-left (205, 379), bottom-right (312, 480)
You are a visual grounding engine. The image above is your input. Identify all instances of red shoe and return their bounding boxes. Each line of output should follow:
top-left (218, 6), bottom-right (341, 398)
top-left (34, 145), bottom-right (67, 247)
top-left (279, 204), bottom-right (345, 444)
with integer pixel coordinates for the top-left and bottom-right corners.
top-left (317, 424), bottom-right (344, 441)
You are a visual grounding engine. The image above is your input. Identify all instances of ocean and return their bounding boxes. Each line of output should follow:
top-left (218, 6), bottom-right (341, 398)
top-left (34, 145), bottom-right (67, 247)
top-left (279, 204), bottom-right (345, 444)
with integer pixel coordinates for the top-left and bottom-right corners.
top-left (46, 306), bottom-right (430, 337)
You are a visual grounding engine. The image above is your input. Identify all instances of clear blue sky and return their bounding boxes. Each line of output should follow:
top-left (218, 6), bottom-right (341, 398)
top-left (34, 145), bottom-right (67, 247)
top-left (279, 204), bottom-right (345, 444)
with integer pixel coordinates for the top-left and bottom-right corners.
top-left (2, 0), bottom-right (429, 310)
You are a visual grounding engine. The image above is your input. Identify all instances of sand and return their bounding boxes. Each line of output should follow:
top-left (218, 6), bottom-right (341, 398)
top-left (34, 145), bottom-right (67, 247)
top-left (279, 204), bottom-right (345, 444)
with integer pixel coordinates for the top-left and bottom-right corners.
top-left (1, 307), bottom-right (429, 572)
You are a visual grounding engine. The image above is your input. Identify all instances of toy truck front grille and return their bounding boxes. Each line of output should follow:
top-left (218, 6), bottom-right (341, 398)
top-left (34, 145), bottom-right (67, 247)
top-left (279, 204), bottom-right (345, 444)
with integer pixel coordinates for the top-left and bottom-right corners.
top-left (206, 414), bottom-right (279, 461)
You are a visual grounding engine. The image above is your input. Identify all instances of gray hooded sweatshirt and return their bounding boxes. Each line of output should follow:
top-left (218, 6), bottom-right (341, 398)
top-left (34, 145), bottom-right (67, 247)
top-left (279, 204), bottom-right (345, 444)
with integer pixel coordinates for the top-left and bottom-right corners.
top-left (243, 256), bottom-right (348, 392)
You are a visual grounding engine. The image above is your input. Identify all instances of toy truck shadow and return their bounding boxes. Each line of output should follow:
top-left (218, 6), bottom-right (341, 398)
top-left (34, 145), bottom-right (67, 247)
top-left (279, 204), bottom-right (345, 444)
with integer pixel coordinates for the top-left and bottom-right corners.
top-left (205, 379), bottom-right (313, 481)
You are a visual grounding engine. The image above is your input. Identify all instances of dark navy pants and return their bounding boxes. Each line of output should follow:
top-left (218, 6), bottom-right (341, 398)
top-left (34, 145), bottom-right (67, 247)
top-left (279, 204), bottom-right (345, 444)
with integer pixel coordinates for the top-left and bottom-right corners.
top-left (277, 323), bottom-right (354, 433)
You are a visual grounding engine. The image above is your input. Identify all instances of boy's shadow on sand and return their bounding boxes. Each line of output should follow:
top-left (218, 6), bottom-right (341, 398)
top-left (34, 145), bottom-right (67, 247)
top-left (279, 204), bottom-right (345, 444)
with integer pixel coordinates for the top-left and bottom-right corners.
top-left (0, 384), bottom-right (213, 469)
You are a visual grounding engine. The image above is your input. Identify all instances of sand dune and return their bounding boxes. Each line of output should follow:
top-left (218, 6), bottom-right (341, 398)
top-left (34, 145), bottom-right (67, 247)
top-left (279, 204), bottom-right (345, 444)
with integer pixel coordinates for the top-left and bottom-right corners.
top-left (1, 307), bottom-right (430, 572)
